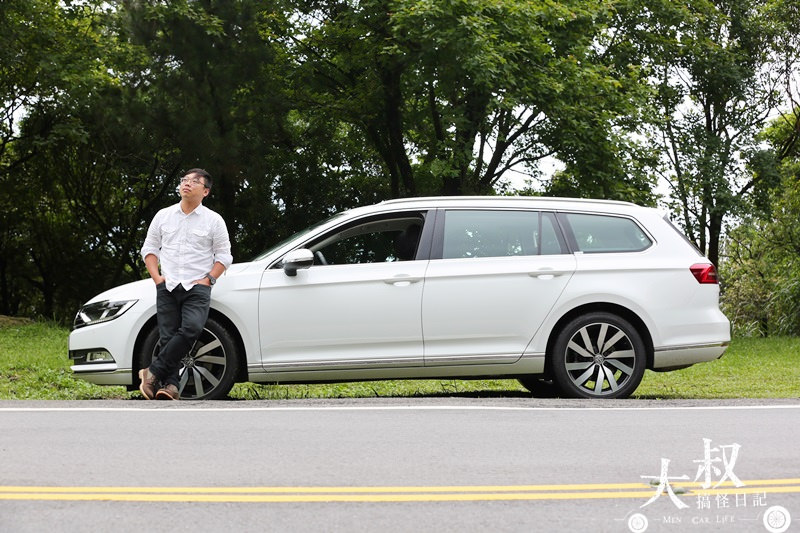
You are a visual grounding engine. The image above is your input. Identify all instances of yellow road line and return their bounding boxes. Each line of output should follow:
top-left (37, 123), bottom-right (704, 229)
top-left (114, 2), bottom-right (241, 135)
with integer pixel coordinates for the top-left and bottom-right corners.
top-left (0, 479), bottom-right (798, 503)
top-left (1, 478), bottom-right (797, 494)
top-left (0, 491), bottom-right (664, 503)
top-left (0, 483), bottom-right (651, 494)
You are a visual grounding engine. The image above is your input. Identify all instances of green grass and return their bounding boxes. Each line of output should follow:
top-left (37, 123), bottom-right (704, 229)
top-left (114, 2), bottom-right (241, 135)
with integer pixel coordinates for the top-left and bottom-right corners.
top-left (0, 318), bottom-right (797, 400)
top-left (0, 318), bottom-right (127, 400)
top-left (634, 337), bottom-right (800, 399)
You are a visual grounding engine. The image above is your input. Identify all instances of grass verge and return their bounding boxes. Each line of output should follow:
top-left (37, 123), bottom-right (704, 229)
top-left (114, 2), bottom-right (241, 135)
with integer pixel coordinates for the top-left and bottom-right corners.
top-left (0, 319), bottom-right (797, 400)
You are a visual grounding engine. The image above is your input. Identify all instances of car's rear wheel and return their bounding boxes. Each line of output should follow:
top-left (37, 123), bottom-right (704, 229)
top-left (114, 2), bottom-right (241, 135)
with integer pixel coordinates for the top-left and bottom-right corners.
top-left (136, 316), bottom-right (239, 400)
top-left (551, 312), bottom-right (646, 399)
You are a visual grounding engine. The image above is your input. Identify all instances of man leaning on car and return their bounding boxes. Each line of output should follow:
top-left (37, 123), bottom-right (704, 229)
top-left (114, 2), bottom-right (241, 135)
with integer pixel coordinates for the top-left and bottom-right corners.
top-left (138, 168), bottom-right (232, 400)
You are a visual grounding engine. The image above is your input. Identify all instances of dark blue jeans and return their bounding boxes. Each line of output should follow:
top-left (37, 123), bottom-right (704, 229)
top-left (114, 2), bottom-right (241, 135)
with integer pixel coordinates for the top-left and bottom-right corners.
top-left (150, 283), bottom-right (211, 387)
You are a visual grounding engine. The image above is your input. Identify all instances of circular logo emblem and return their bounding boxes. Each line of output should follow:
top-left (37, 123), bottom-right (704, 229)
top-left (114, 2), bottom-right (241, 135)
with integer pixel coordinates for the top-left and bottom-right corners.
top-left (763, 505), bottom-right (791, 533)
top-left (627, 512), bottom-right (649, 533)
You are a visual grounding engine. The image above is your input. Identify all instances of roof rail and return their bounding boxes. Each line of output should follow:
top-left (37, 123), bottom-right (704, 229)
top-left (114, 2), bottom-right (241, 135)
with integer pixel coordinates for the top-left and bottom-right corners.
top-left (379, 196), bottom-right (638, 207)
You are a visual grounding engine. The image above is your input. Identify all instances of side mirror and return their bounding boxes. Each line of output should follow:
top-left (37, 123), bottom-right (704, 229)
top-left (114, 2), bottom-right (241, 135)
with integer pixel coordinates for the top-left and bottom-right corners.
top-left (282, 248), bottom-right (314, 277)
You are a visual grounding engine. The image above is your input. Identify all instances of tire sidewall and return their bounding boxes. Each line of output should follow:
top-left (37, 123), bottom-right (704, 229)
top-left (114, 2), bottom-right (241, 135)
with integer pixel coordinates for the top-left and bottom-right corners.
top-left (136, 316), bottom-right (239, 400)
top-left (198, 317), bottom-right (239, 400)
top-left (551, 312), bottom-right (647, 399)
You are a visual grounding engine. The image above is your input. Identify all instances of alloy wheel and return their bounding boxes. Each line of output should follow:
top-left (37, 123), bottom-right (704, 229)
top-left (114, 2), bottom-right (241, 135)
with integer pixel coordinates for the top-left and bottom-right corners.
top-left (560, 321), bottom-right (640, 397)
top-left (178, 328), bottom-right (228, 399)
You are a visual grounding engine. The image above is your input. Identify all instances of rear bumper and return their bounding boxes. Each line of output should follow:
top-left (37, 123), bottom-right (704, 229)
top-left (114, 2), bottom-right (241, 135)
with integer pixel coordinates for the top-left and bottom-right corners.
top-left (652, 341), bottom-right (729, 369)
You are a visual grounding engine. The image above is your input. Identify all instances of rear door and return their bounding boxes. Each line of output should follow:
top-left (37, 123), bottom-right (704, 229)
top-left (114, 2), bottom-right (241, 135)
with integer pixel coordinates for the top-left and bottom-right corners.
top-left (421, 209), bottom-right (575, 365)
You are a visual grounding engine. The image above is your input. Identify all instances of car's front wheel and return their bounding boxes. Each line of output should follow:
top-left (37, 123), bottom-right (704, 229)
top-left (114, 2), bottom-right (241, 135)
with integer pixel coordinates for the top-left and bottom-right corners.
top-left (551, 312), bottom-right (646, 399)
top-left (136, 316), bottom-right (239, 400)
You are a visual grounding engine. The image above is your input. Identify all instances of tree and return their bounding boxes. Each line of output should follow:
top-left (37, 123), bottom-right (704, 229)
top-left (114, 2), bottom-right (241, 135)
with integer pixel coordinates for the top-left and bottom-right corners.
top-left (0, 0), bottom-right (124, 316)
top-left (1, 0), bottom-right (59, 179)
top-left (763, 0), bottom-right (800, 164)
top-left (286, 0), bottom-right (656, 199)
top-left (721, 110), bottom-right (800, 336)
top-left (118, 0), bottom-right (388, 256)
top-left (640, 0), bottom-right (792, 266)
top-left (2, 0), bottom-right (391, 319)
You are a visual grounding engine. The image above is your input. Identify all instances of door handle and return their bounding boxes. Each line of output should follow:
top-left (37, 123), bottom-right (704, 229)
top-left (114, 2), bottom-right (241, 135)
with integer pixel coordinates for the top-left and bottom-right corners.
top-left (383, 276), bottom-right (422, 286)
top-left (528, 269), bottom-right (568, 279)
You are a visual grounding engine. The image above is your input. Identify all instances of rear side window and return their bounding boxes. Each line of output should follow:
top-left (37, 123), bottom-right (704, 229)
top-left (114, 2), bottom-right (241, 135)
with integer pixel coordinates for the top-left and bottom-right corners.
top-left (441, 210), bottom-right (568, 259)
top-left (559, 213), bottom-right (652, 253)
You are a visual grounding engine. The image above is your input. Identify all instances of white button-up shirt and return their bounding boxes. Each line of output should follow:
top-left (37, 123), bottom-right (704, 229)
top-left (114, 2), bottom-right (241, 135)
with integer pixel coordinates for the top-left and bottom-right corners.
top-left (141, 203), bottom-right (233, 292)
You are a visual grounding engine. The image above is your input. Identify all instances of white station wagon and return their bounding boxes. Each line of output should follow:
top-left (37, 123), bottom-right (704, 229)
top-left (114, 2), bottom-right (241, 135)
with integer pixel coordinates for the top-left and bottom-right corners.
top-left (69, 196), bottom-right (730, 399)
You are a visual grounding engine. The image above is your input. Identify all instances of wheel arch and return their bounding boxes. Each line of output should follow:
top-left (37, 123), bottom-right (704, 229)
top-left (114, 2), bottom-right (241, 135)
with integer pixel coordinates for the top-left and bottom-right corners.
top-left (207, 308), bottom-right (248, 383)
top-left (130, 309), bottom-right (249, 385)
top-left (544, 302), bottom-right (654, 374)
top-left (132, 315), bottom-right (158, 385)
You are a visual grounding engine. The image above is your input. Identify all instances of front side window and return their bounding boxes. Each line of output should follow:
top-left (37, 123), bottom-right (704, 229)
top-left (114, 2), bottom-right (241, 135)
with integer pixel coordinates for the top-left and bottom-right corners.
top-left (442, 210), bottom-right (567, 259)
top-left (308, 213), bottom-right (425, 265)
top-left (559, 213), bottom-right (652, 253)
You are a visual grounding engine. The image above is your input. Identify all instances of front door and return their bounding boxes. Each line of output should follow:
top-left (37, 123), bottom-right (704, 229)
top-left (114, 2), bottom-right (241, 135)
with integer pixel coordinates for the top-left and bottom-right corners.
top-left (258, 212), bottom-right (428, 371)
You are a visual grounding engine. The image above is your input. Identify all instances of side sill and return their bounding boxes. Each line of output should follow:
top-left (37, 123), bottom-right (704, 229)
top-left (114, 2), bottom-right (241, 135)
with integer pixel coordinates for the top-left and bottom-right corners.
top-left (424, 353), bottom-right (521, 366)
top-left (247, 354), bottom-right (546, 383)
top-left (259, 357), bottom-right (425, 373)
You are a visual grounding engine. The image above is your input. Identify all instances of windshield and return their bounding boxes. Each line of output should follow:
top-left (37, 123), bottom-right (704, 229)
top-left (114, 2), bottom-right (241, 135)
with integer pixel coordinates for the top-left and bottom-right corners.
top-left (250, 212), bottom-right (347, 261)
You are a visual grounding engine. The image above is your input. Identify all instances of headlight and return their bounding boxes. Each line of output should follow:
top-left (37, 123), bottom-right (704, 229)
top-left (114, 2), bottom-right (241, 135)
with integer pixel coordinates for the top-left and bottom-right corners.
top-left (73, 300), bottom-right (138, 329)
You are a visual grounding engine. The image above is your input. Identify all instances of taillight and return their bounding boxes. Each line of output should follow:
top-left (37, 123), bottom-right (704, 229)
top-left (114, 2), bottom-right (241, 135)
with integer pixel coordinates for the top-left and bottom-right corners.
top-left (690, 264), bottom-right (718, 284)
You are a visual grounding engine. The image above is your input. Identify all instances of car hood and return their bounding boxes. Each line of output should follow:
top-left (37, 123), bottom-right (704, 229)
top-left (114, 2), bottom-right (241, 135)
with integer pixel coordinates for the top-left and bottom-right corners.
top-left (83, 279), bottom-right (153, 306)
top-left (83, 263), bottom-right (250, 306)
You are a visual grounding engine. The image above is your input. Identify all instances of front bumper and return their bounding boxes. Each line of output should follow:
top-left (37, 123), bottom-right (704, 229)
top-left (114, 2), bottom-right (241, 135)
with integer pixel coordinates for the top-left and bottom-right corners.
top-left (69, 363), bottom-right (132, 385)
top-left (68, 309), bottom-right (152, 387)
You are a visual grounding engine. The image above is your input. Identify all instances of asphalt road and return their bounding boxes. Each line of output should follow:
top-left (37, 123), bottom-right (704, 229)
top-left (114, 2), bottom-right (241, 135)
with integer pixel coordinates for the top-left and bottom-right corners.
top-left (1, 398), bottom-right (799, 533)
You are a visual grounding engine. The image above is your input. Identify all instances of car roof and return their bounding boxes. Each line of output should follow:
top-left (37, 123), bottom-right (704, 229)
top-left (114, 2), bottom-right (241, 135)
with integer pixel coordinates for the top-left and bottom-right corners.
top-left (366, 196), bottom-right (648, 215)
top-left (255, 196), bottom-right (659, 267)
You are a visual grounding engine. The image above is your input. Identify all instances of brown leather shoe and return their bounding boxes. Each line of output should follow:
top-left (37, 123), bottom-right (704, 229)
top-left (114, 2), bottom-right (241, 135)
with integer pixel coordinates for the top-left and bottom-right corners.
top-left (156, 384), bottom-right (180, 401)
top-left (138, 368), bottom-right (158, 400)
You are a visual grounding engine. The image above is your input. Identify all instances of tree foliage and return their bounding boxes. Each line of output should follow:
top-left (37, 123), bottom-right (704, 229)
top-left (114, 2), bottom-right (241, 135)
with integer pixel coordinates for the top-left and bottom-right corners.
top-left (1, 0), bottom-right (126, 317)
top-left (0, 0), bottom-right (798, 323)
top-left (286, 0), bottom-right (660, 200)
top-left (637, 0), bottom-right (794, 266)
top-left (721, 109), bottom-right (800, 336)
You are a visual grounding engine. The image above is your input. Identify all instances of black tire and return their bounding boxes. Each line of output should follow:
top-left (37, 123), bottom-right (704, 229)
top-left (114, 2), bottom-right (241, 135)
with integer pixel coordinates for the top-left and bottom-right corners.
top-left (136, 316), bottom-right (240, 400)
top-left (551, 312), bottom-right (646, 399)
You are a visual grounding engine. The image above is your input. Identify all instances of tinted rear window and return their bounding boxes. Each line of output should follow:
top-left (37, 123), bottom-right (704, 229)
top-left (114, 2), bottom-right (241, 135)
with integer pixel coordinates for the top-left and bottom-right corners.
top-left (442, 210), bottom-right (568, 259)
top-left (560, 213), bottom-right (652, 253)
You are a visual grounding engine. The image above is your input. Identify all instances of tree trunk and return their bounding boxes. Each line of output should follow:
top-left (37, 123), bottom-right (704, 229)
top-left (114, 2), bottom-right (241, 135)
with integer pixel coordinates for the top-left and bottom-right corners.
top-left (707, 210), bottom-right (723, 267)
top-left (380, 62), bottom-right (415, 197)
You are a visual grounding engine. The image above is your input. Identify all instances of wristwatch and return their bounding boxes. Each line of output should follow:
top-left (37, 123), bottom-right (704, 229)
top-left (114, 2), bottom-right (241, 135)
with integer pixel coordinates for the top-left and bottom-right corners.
top-left (205, 273), bottom-right (217, 285)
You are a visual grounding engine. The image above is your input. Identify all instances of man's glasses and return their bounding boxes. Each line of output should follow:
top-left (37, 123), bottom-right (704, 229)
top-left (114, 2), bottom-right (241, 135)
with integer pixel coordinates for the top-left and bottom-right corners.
top-left (179, 177), bottom-right (206, 187)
